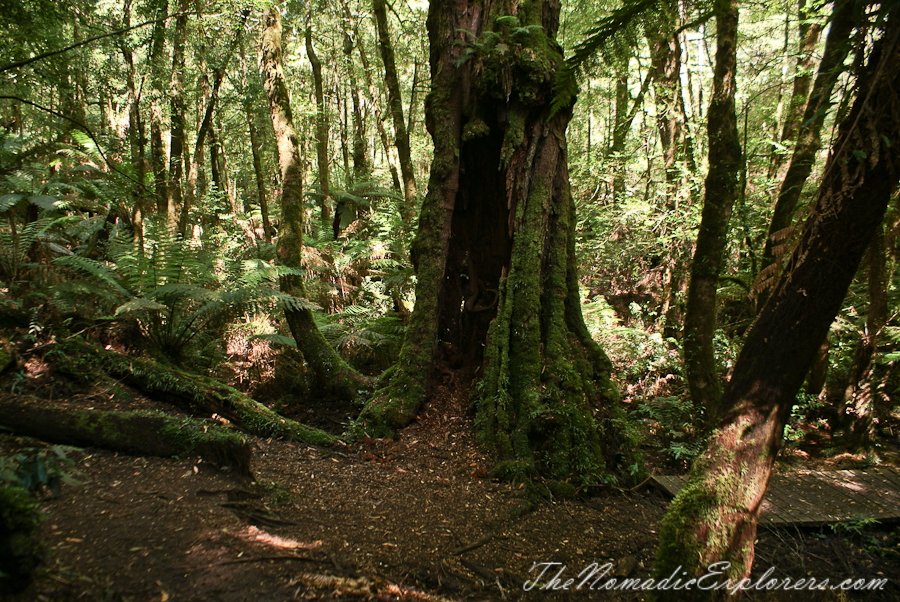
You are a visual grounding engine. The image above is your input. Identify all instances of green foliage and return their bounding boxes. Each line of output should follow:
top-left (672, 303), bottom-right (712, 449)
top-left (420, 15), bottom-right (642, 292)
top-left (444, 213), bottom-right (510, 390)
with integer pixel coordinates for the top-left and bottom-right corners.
top-left (637, 395), bottom-right (704, 465)
top-left (0, 484), bottom-right (45, 594)
top-left (0, 445), bottom-right (79, 498)
top-left (52, 222), bottom-right (317, 361)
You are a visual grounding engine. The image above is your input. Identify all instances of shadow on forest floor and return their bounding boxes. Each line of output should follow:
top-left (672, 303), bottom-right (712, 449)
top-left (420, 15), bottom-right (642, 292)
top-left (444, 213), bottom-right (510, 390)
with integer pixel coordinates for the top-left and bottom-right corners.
top-left (1, 363), bottom-right (899, 601)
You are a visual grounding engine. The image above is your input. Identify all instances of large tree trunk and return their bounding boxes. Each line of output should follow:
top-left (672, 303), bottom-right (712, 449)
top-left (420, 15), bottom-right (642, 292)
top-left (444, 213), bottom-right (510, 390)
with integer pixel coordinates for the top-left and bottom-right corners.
top-left (652, 12), bottom-right (900, 598)
top-left (357, 0), bottom-right (633, 483)
top-left (260, 7), bottom-right (369, 400)
top-left (682, 0), bottom-right (742, 426)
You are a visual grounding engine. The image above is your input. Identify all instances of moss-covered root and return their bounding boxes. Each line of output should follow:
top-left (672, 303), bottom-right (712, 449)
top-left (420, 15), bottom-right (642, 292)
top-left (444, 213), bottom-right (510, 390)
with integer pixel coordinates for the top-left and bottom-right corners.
top-left (0, 395), bottom-right (253, 475)
top-left (353, 361), bottom-right (428, 439)
top-left (50, 340), bottom-right (337, 447)
top-left (650, 414), bottom-right (778, 602)
top-left (285, 307), bottom-right (373, 400)
top-left (0, 485), bottom-right (45, 595)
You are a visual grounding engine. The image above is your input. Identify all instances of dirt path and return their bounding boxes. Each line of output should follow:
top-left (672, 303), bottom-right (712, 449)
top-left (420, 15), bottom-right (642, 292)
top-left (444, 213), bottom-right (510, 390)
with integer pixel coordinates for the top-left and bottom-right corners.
top-left (5, 392), bottom-right (899, 601)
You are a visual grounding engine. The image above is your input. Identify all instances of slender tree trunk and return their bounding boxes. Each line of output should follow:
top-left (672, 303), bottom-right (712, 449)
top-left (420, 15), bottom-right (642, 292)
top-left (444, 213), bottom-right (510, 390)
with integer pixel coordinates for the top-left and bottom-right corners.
top-left (148, 0), bottom-right (169, 217)
top-left (166, 3), bottom-right (189, 228)
top-left (682, 0), bottom-right (742, 426)
top-left (848, 224), bottom-right (887, 450)
top-left (260, 7), bottom-right (369, 399)
top-left (239, 37), bottom-right (273, 242)
top-left (357, 0), bottom-right (634, 483)
top-left (648, 24), bottom-right (686, 209)
top-left (340, 18), bottom-right (370, 185)
top-left (610, 65), bottom-right (629, 203)
top-left (768, 0), bottom-right (823, 181)
top-left (372, 0), bottom-right (417, 218)
top-left (305, 26), bottom-right (331, 226)
top-left (757, 0), bottom-right (855, 292)
top-left (652, 13), bottom-right (900, 597)
top-left (120, 0), bottom-right (147, 249)
top-left (347, 3), bottom-right (401, 193)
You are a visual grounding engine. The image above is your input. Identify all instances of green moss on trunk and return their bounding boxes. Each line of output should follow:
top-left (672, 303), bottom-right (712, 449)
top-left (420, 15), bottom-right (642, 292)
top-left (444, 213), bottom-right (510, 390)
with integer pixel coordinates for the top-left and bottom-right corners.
top-left (357, 0), bottom-right (640, 484)
top-left (0, 394), bottom-right (253, 474)
top-left (51, 340), bottom-right (336, 447)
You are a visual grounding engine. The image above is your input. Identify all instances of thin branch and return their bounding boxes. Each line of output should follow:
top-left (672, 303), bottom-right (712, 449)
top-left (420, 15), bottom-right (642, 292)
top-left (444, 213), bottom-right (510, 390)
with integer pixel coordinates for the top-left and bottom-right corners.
top-left (0, 11), bottom-right (197, 73)
top-left (0, 95), bottom-right (139, 185)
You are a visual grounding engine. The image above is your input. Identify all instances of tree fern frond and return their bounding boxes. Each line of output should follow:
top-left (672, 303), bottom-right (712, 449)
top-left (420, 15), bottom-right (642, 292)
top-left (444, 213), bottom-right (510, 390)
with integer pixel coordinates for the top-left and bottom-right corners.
top-left (53, 255), bottom-right (129, 297)
top-left (115, 297), bottom-right (169, 316)
top-left (248, 333), bottom-right (297, 348)
top-left (551, 0), bottom-right (692, 118)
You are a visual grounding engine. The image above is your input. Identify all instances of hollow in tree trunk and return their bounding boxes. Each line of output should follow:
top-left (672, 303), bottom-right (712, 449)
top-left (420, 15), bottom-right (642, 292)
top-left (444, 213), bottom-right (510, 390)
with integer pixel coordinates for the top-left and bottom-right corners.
top-left (651, 12), bottom-right (900, 598)
top-left (356, 0), bottom-right (636, 483)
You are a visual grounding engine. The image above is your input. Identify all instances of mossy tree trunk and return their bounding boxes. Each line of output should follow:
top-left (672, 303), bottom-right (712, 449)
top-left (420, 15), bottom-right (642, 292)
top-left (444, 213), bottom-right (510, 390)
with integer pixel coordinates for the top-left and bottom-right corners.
top-left (652, 14), bottom-right (900, 598)
top-left (682, 0), bottom-right (742, 427)
top-left (260, 7), bottom-right (369, 400)
top-left (52, 340), bottom-right (336, 447)
top-left (357, 0), bottom-right (633, 483)
top-left (166, 1), bottom-right (189, 228)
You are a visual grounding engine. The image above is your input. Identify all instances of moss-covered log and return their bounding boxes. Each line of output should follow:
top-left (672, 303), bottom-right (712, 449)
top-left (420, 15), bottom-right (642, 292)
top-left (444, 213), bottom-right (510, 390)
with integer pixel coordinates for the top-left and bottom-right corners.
top-left (0, 395), bottom-right (252, 475)
top-left (357, 0), bottom-right (638, 483)
top-left (50, 339), bottom-right (336, 447)
top-left (651, 14), bottom-right (900, 598)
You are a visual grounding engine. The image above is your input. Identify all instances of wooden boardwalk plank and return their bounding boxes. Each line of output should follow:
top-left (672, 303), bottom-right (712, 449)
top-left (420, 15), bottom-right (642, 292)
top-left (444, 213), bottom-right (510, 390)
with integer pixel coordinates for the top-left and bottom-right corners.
top-left (650, 467), bottom-right (900, 527)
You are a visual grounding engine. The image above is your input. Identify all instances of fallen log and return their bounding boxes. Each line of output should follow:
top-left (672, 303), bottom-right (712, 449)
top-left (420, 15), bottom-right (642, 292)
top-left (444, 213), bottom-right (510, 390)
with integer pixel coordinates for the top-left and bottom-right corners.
top-left (0, 395), bottom-right (252, 475)
top-left (49, 339), bottom-right (337, 447)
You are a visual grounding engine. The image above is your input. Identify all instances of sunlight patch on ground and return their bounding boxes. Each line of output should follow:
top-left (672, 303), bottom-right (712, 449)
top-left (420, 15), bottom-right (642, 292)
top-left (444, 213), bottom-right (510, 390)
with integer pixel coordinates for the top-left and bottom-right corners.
top-left (242, 525), bottom-right (322, 550)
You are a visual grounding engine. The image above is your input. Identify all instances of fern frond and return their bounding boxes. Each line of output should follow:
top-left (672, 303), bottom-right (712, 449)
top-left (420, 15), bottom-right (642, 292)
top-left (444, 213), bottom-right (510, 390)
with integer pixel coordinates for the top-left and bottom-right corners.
top-left (551, 0), bottom-right (698, 118)
top-left (248, 333), bottom-right (297, 348)
top-left (53, 255), bottom-right (129, 298)
top-left (115, 297), bottom-right (169, 316)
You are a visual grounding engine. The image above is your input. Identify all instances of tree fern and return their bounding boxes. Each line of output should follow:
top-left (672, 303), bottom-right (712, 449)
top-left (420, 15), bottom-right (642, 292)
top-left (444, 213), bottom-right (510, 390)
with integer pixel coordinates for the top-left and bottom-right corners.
top-left (551, 0), bottom-right (710, 118)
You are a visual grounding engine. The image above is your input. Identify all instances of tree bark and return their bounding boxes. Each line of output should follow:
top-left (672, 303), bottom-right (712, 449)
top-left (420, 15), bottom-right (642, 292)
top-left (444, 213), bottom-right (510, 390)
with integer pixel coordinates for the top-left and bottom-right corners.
top-left (347, 2), bottom-right (402, 193)
top-left (768, 0), bottom-right (823, 180)
top-left (0, 396), bottom-right (252, 475)
top-left (119, 0), bottom-right (147, 250)
top-left (166, 3), bottom-right (189, 228)
top-left (682, 0), bottom-right (742, 426)
top-left (52, 339), bottom-right (336, 447)
top-left (757, 0), bottom-right (855, 293)
top-left (147, 0), bottom-right (169, 216)
top-left (260, 7), bottom-right (369, 400)
top-left (652, 13), bottom-right (900, 597)
top-left (239, 36), bottom-right (273, 242)
top-left (357, 0), bottom-right (634, 483)
top-left (305, 26), bottom-right (331, 226)
top-left (848, 223), bottom-right (887, 450)
top-left (373, 0), bottom-right (417, 219)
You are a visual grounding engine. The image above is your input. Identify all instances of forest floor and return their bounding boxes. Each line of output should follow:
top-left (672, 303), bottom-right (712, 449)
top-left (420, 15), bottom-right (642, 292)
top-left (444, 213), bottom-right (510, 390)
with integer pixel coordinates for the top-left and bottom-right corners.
top-left (3, 362), bottom-right (900, 602)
